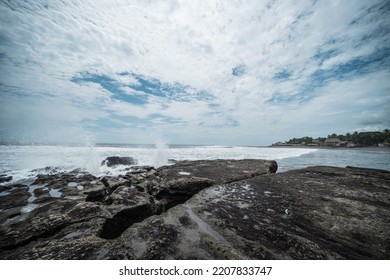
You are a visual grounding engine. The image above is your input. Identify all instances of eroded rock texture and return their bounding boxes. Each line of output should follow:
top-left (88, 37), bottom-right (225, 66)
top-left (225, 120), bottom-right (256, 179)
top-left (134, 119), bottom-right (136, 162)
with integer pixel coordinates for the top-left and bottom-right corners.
top-left (108, 166), bottom-right (390, 260)
top-left (1, 162), bottom-right (389, 259)
top-left (0, 159), bottom-right (277, 259)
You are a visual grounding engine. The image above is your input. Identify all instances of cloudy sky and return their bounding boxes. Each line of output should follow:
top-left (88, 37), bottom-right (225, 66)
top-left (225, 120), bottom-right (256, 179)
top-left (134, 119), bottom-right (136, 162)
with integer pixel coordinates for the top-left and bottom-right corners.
top-left (1, 0), bottom-right (389, 146)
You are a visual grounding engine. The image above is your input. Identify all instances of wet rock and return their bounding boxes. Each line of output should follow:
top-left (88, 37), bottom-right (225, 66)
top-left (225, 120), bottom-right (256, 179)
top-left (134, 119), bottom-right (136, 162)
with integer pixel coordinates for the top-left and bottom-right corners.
top-left (100, 176), bottom-right (131, 191)
top-left (31, 166), bottom-right (62, 174)
top-left (99, 187), bottom-right (154, 239)
top-left (6, 233), bottom-right (108, 260)
top-left (154, 159), bottom-right (277, 210)
top-left (0, 200), bottom-right (108, 259)
top-left (158, 159), bottom-right (278, 185)
top-left (32, 172), bottom-right (97, 188)
top-left (0, 159), bottom-right (279, 259)
top-left (5, 161), bottom-right (387, 260)
top-left (0, 185), bottom-right (30, 211)
top-left (155, 177), bottom-right (214, 210)
top-left (84, 184), bottom-right (109, 202)
top-left (33, 187), bottom-right (49, 197)
top-left (0, 175), bottom-right (12, 183)
top-left (101, 156), bottom-right (138, 167)
top-left (135, 180), bottom-right (156, 193)
top-left (0, 185), bottom-right (11, 193)
top-left (114, 166), bottom-right (390, 260)
top-left (33, 196), bottom-right (58, 204)
top-left (0, 208), bottom-right (23, 224)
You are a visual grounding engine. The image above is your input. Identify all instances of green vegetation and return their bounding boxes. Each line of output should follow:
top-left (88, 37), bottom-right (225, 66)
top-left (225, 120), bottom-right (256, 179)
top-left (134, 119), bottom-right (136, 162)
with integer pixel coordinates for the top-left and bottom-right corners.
top-left (283, 129), bottom-right (390, 146)
top-left (287, 136), bottom-right (314, 145)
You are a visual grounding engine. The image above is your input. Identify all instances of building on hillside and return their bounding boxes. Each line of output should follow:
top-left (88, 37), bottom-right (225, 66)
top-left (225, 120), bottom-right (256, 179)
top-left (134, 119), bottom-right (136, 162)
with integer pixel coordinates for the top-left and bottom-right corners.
top-left (309, 139), bottom-right (323, 146)
top-left (324, 138), bottom-right (347, 147)
top-left (347, 142), bottom-right (357, 148)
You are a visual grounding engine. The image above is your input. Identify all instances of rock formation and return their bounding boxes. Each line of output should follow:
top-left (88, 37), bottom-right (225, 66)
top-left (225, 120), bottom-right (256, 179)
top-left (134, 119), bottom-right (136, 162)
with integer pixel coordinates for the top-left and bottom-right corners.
top-left (0, 160), bottom-right (389, 260)
top-left (101, 156), bottom-right (138, 167)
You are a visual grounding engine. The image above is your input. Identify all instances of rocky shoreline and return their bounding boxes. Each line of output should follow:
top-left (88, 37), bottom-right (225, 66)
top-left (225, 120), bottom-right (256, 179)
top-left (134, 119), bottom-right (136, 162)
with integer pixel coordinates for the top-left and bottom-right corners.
top-left (0, 158), bottom-right (389, 259)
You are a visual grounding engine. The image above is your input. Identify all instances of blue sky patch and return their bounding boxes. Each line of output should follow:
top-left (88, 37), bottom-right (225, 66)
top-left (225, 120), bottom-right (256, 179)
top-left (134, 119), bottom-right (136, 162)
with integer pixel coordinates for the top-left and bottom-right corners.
top-left (72, 71), bottom-right (214, 104)
top-left (118, 72), bottom-right (166, 96)
top-left (268, 47), bottom-right (390, 105)
top-left (273, 70), bottom-right (292, 81)
top-left (313, 49), bottom-right (339, 65)
top-left (311, 47), bottom-right (390, 86)
top-left (71, 73), bottom-right (147, 105)
top-left (266, 92), bottom-right (298, 105)
top-left (232, 64), bottom-right (246, 76)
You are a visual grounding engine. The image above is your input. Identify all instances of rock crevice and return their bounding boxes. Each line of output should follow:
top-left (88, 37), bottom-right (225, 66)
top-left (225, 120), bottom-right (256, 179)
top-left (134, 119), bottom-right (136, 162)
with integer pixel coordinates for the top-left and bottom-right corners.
top-left (1, 161), bottom-right (389, 260)
top-left (0, 159), bottom-right (277, 259)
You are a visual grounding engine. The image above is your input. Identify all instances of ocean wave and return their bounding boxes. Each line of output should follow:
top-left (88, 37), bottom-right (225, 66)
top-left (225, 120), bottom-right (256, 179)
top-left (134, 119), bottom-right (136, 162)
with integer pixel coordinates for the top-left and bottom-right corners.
top-left (0, 145), bottom-right (317, 184)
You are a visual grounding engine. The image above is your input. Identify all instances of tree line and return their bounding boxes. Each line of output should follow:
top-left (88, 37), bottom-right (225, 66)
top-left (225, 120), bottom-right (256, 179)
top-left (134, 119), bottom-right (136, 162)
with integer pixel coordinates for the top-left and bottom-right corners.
top-left (285, 129), bottom-right (390, 146)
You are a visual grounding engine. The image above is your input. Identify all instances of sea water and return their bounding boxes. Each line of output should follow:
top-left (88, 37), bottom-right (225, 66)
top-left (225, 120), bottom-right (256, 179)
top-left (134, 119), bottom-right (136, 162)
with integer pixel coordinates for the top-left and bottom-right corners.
top-left (0, 144), bottom-right (389, 185)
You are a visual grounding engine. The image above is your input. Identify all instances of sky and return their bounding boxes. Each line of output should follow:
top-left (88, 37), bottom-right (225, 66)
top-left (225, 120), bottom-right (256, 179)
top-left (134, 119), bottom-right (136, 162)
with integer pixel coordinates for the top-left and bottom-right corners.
top-left (0, 0), bottom-right (389, 146)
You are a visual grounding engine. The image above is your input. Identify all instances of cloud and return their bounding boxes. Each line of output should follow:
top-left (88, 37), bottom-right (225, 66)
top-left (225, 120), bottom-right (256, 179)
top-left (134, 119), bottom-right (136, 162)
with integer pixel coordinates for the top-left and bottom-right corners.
top-left (1, 0), bottom-right (389, 145)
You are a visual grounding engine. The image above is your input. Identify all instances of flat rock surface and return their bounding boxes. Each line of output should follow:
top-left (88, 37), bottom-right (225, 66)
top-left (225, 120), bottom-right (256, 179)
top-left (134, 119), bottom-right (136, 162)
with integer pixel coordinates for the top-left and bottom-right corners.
top-left (0, 159), bottom-right (277, 259)
top-left (113, 166), bottom-right (390, 259)
top-left (1, 163), bottom-right (388, 259)
top-left (158, 159), bottom-right (278, 184)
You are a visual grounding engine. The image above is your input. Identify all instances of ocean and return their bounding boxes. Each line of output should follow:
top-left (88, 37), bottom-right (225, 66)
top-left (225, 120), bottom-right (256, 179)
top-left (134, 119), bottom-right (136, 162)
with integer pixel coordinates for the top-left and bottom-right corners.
top-left (0, 144), bottom-right (389, 185)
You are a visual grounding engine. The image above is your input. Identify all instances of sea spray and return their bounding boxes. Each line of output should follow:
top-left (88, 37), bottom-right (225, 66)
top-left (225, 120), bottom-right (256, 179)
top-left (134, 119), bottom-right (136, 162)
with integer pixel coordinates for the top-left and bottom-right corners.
top-left (153, 140), bottom-right (169, 168)
top-left (82, 145), bottom-right (101, 175)
top-left (8, 145), bottom-right (382, 185)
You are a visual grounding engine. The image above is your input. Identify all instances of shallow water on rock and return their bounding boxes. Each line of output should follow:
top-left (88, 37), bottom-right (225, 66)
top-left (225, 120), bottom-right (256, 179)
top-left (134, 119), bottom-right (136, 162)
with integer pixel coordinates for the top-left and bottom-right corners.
top-left (49, 189), bottom-right (62, 198)
top-left (64, 230), bottom-right (84, 239)
top-left (183, 204), bottom-right (230, 246)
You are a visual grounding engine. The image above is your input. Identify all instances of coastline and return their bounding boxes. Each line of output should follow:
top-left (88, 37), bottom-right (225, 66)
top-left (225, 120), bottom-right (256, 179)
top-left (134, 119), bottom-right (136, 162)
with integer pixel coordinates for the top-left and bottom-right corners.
top-left (1, 158), bottom-right (389, 260)
top-left (269, 144), bottom-right (390, 151)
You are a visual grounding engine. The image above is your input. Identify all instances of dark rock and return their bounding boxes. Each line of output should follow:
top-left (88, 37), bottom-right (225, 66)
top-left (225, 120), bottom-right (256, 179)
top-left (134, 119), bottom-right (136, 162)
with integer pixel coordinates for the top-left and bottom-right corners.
top-left (33, 187), bottom-right (49, 197)
top-left (0, 200), bottom-right (109, 259)
top-left (84, 184), bottom-right (109, 202)
top-left (0, 185), bottom-right (12, 193)
top-left (31, 166), bottom-right (62, 175)
top-left (101, 156), bottom-right (138, 167)
top-left (158, 159), bottom-right (278, 185)
top-left (0, 199), bottom-right (105, 259)
top-left (113, 166), bottom-right (390, 260)
top-left (33, 196), bottom-right (58, 204)
top-left (0, 185), bottom-right (30, 211)
top-left (32, 174), bottom-right (56, 185)
top-left (0, 208), bottom-right (23, 224)
top-left (4, 161), bottom-right (387, 260)
top-left (100, 176), bottom-right (131, 191)
top-left (130, 166), bottom-right (154, 172)
top-left (32, 172), bottom-right (97, 188)
top-left (99, 186), bottom-right (154, 239)
top-left (0, 175), bottom-right (12, 183)
top-left (0, 159), bottom-right (277, 259)
top-left (154, 159), bottom-right (277, 210)
top-left (155, 177), bottom-right (214, 210)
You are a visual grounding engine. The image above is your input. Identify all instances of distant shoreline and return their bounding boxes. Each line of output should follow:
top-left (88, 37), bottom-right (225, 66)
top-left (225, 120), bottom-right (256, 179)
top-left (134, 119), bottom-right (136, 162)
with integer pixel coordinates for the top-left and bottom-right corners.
top-left (269, 145), bottom-right (390, 151)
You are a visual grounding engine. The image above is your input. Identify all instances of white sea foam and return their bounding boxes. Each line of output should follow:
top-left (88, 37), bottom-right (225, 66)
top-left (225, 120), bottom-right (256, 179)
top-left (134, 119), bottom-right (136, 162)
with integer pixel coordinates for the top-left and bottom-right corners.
top-left (6, 145), bottom-right (389, 184)
top-left (0, 144), bottom-right (317, 184)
